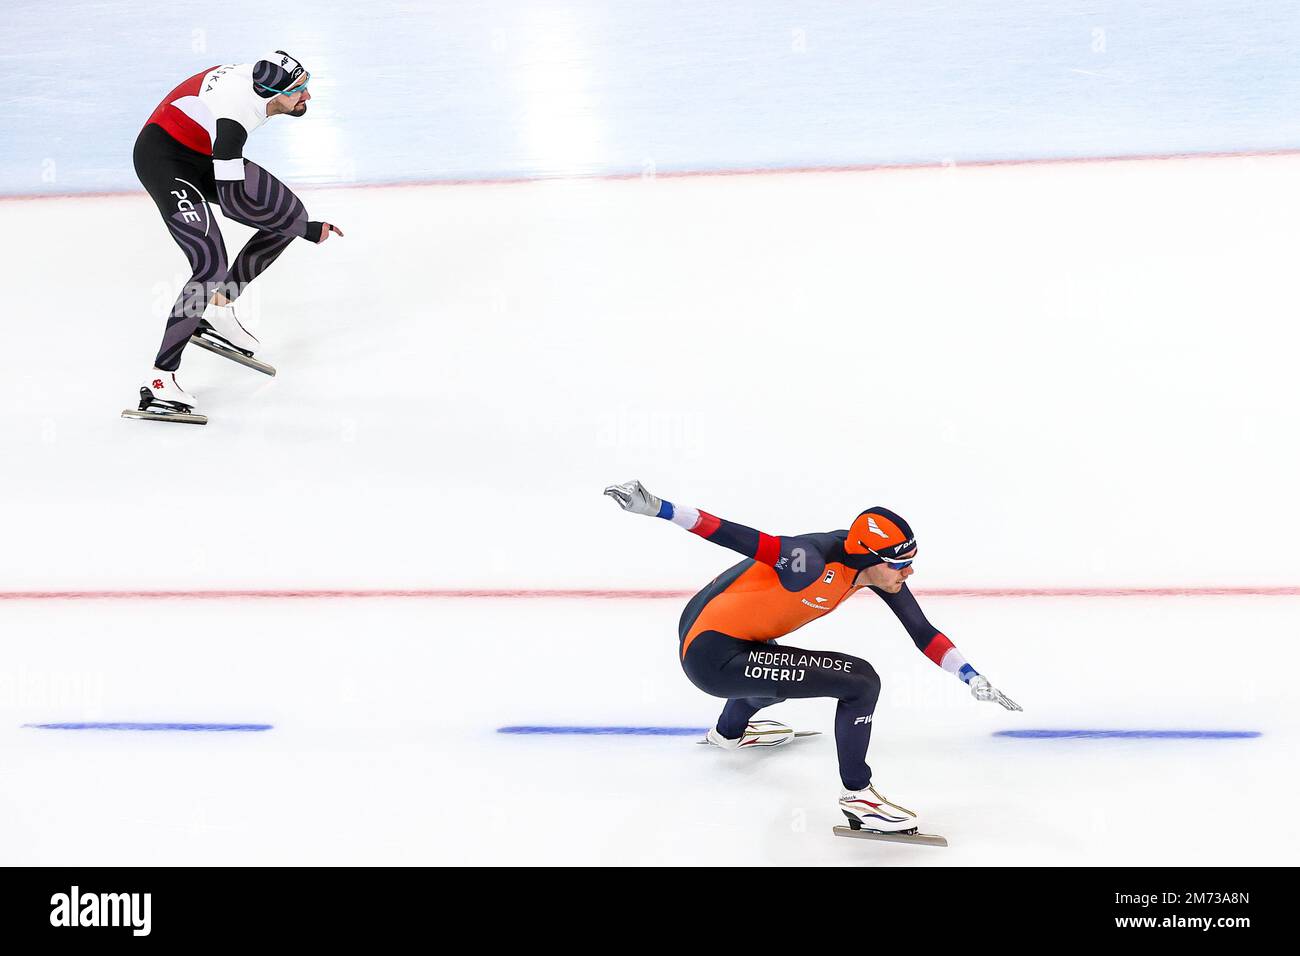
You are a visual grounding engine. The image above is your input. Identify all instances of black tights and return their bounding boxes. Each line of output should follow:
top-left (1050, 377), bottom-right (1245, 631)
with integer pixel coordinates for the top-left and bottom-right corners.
top-left (133, 124), bottom-right (294, 371)
top-left (681, 630), bottom-right (881, 790)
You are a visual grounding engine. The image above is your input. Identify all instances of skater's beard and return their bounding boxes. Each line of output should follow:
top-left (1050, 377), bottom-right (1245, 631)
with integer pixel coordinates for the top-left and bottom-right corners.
top-left (288, 103), bottom-right (308, 117)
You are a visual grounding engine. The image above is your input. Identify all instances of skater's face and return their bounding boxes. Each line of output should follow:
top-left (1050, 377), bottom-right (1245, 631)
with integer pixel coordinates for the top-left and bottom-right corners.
top-left (269, 78), bottom-right (312, 117)
top-left (856, 549), bottom-right (915, 593)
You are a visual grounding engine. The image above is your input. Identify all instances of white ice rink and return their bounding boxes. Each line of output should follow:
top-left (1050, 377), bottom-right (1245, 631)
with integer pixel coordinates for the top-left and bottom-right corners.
top-left (2, 154), bottom-right (1298, 865)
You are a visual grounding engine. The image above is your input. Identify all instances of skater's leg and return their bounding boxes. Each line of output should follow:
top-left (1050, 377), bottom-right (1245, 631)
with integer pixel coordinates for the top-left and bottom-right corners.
top-left (716, 696), bottom-right (787, 739)
top-left (219, 164), bottom-right (299, 301)
top-left (222, 230), bottom-right (294, 300)
top-left (153, 215), bottom-right (229, 371)
top-left (830, 665), bottom-right (881, 791)
top-left (683, 631), bottom-right (881, 788)
top-left (133, 126), bottom-right (229, 372)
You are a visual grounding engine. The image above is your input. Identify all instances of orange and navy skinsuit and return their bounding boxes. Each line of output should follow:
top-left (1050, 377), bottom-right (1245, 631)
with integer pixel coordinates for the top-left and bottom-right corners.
top-left (657, 498), bottom-right (980, 791)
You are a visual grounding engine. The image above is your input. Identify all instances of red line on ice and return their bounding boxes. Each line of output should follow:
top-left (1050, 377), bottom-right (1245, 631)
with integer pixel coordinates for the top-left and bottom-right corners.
top-left (0, 586), bottom-right (1295, 602)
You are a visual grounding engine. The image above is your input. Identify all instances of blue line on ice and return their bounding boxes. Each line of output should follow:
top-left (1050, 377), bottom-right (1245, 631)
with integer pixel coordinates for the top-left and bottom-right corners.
top-left (498, 726), bottom-right (708, 736)
top-left (23, 722), bottom-right (273, 732)
top-left (994, 730), bottom-right (1260, 739)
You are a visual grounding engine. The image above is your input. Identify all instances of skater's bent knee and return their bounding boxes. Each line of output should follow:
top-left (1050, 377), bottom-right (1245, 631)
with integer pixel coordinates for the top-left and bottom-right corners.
top-left (842, 661), bottom-right (881, 705)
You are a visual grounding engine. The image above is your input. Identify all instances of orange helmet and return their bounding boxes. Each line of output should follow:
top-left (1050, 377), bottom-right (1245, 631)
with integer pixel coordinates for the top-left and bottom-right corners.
top-left (844, 507), bottom-right (916, 568)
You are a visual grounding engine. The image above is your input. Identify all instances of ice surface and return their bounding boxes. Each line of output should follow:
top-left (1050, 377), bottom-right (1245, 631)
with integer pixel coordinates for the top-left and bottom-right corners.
top-left (1, 595), bottom-right (1294, 865)
top-left (1, 150), bottom-right (1297, 865)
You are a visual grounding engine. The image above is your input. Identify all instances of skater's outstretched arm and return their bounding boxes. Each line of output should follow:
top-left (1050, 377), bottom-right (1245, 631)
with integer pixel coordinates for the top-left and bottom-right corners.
top-left (212, 120), bottom-right (342, 243)
top-left (873, 583), bottom-right (972, 678)
top-left (603, 479), bottom-right (787, 566)
top-left (874, 583), bottom-right (1022, 710)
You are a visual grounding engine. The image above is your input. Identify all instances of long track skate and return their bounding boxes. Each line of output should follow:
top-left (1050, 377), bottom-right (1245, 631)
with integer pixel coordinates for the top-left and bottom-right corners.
top-left (833, 815), bottom-right (948, 847)
top-left (695, 730), bottom-right (821, 745)
top-left (190, 323), bottom-right (276, 376)
top-left (120, 387), bottom-right (207, 425)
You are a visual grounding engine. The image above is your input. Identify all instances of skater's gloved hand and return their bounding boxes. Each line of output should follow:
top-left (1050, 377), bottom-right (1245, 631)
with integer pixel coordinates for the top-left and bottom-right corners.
top-left (306, 221), bottom-right (345, 243)
top-left (603, 479), bottom-right (663, 517)
top-left (968, 675), bottom-right (1022, 711)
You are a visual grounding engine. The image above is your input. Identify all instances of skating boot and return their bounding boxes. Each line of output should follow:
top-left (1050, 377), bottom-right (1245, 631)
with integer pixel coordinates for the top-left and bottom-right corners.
top-left (190, 303), bottom-right (276, 376)
top-left (839, 783), bottom-right (918, 833)
top-left (121, 369), bottom-right (207, 425)
top-left (705, 719), bottom-right (795, 749)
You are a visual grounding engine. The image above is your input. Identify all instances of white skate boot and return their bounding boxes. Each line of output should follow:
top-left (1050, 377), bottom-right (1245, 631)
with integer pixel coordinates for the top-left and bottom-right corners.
top-left (121, 369), bottom-right (207, 425)
top-left (705, 719), bottom-right (795, 749)
top-left (839, 783), bottom-right (918, 833)
top-left (198, 303), bottom-right (259, 354)
top-left (190, 303), bottom-right (276, 376)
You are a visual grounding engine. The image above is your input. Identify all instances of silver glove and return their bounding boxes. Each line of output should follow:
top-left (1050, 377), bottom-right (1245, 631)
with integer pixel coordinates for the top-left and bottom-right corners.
top-left (603, 479), bottom-right (663, 517)
top-left (969, 675), bottom-right (1022, 711)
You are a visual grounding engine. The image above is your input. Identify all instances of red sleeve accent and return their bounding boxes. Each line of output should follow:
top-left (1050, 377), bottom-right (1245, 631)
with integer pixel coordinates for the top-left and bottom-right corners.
top-left (922, 632), bottom-right (954, 666)
top-left (692, 511), bottom-right (721, 538)
top-left (754, 533), bottom-right (781, 566)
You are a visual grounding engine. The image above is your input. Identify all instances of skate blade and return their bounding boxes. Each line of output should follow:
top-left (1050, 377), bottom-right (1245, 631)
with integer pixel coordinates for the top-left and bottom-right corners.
top-left (189, 333), bottom-right (276, 376)
top-left (121, 407), bottom-right (208, 425)
top-left (696, 730), bottom-right (821, 745)
top-left (832, 826), bottom-right (948, 847)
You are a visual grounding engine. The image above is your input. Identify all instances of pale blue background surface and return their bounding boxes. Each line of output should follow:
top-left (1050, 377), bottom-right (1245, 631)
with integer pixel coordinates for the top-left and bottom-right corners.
top-left (2, 0), bottom-right (1299, 194)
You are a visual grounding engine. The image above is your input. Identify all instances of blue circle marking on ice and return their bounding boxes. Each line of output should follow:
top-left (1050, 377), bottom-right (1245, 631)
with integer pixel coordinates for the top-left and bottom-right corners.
top-left (994, 729), bottom-right (1260, 739)
top-left (498, 726), bottom-right (709, 736)
top-left (23, 722), bottom-right (273, 732)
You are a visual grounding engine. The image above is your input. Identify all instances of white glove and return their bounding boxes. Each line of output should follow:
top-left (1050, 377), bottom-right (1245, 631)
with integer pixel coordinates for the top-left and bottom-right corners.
top-left (603, 479), bottom-right (663, 517)
top-left (968, 675), bottom-right (1022, 711)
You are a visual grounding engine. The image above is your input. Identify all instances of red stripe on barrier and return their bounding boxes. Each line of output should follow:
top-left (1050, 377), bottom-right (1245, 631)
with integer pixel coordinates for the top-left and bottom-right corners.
top-left (4, 147), bottom-right (1298, 203)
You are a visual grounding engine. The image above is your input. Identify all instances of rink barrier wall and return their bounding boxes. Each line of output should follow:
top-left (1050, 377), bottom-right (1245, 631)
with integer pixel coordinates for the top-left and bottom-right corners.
top-left (0, 586), bottom-right (1296, 601)
top-left (4, 146), bottom-right (1300, 203)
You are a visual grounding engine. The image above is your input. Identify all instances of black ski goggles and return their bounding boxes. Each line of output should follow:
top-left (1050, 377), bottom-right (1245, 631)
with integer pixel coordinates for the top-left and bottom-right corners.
top-left (869, 549), bottom-right (915, 570)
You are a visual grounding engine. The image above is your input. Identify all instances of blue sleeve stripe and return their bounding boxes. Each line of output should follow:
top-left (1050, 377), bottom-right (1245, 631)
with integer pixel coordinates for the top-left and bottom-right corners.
top-left (959, 664), bottom-right (979, 683)
top-left (657, 499), bottom-right (674, 520)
